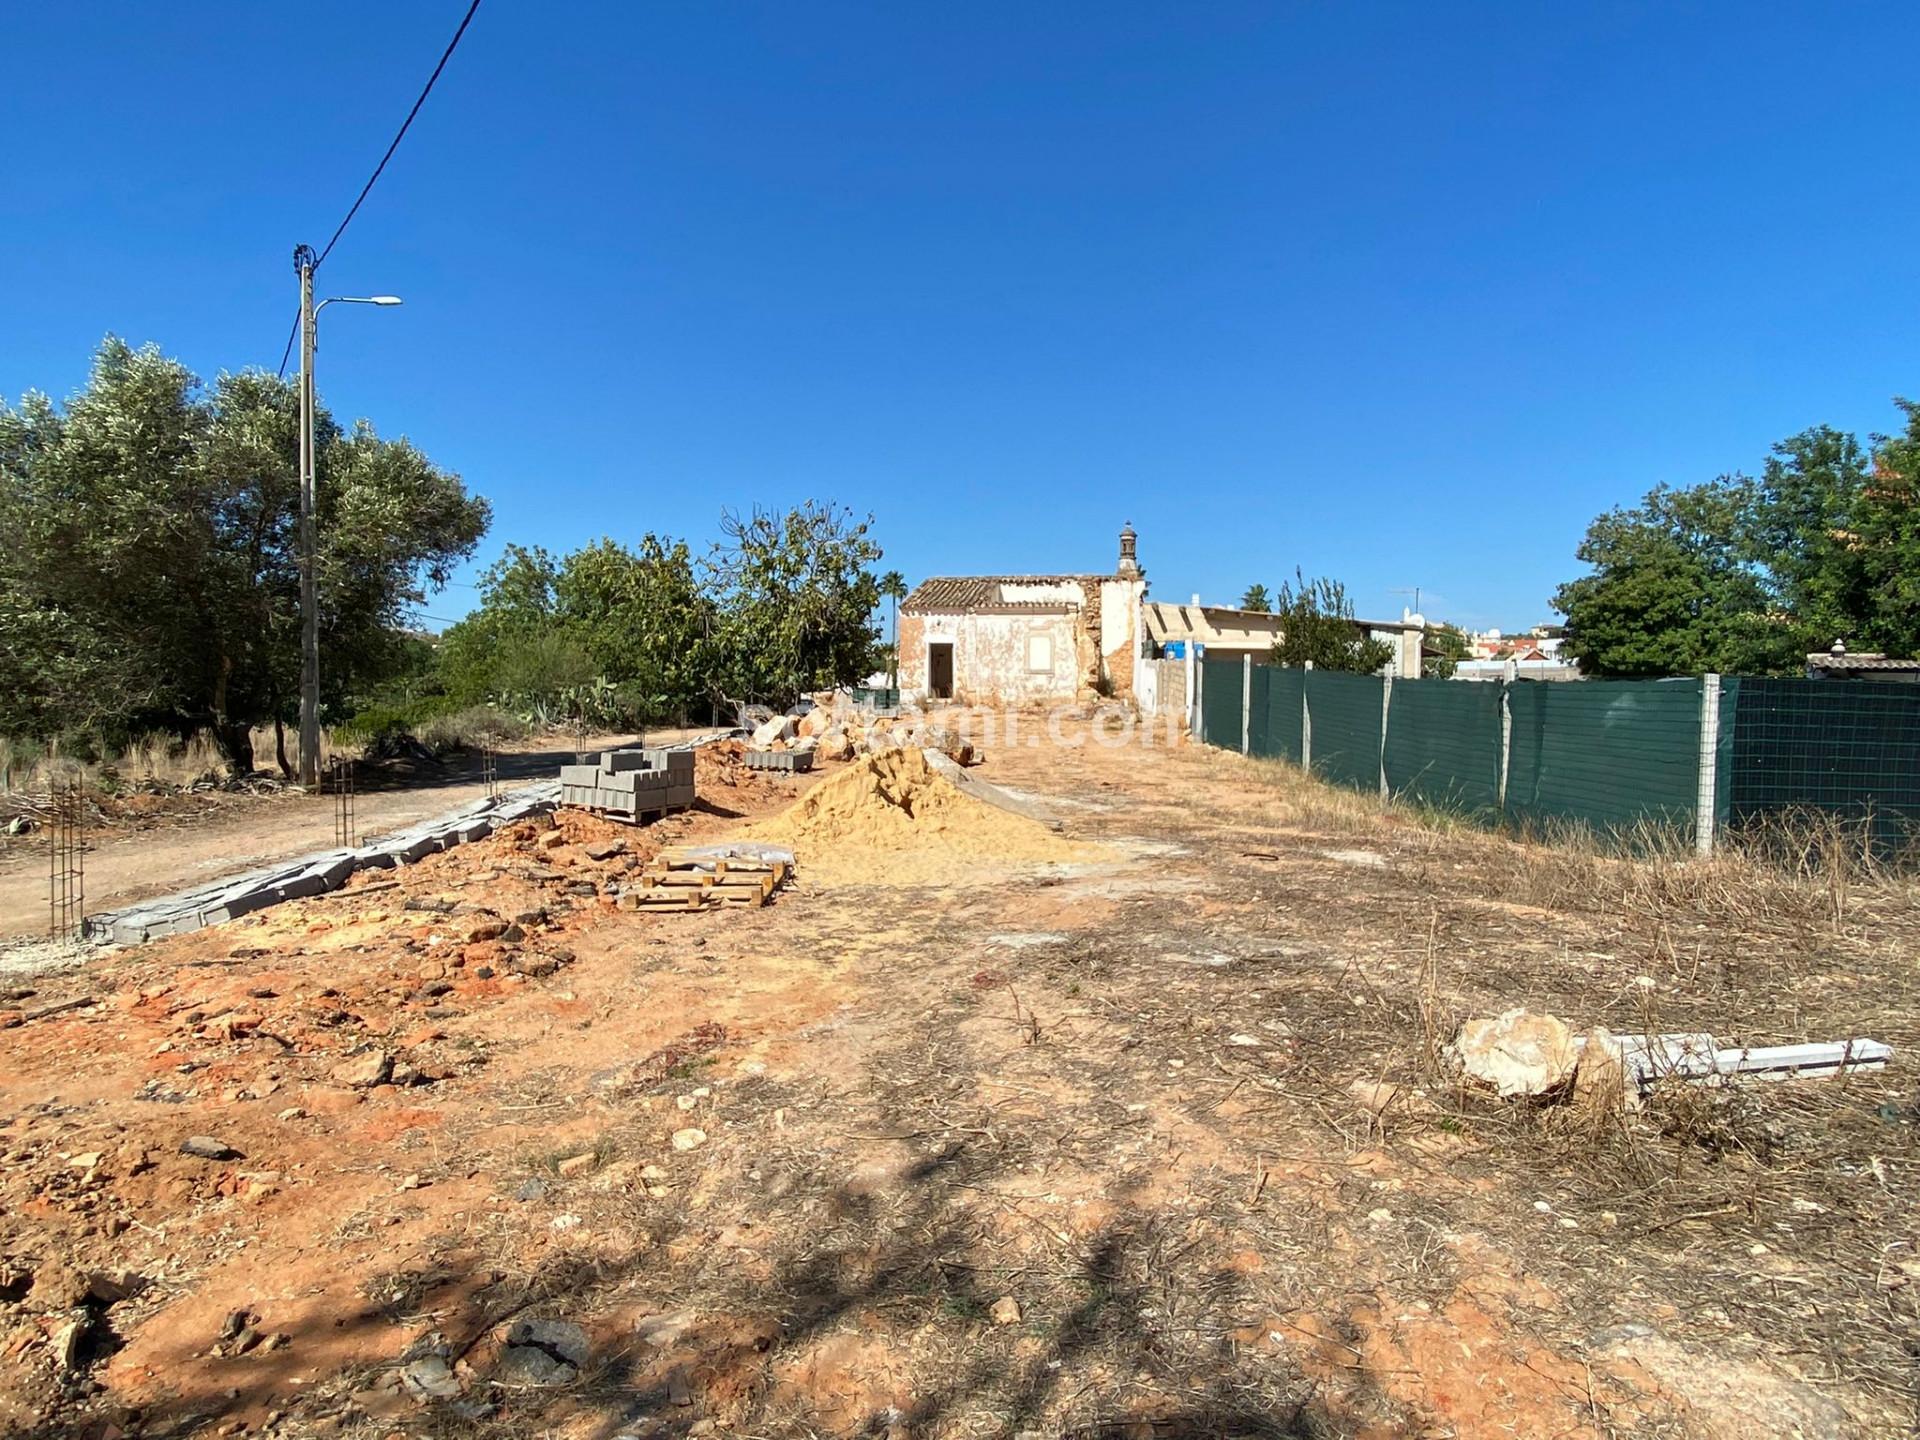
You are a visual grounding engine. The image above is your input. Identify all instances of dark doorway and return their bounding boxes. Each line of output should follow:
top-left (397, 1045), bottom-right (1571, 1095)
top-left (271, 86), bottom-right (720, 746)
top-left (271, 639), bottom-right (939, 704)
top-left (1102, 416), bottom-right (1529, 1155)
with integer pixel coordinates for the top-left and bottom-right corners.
top-left (928, 642), bottom-right (954, 699)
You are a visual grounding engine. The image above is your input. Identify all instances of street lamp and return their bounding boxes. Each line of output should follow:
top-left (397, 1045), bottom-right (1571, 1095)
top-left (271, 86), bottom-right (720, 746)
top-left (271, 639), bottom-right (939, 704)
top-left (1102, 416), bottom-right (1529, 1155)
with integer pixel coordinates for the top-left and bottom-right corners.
top-left (294, 243), bottom-right (402, 787)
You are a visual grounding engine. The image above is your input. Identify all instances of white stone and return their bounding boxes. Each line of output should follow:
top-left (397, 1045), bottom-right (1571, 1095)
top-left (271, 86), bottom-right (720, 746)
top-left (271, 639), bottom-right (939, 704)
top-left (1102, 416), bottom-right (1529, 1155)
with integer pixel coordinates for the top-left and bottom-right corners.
top-left (1450, 1009), bottom-right (1577, 1097)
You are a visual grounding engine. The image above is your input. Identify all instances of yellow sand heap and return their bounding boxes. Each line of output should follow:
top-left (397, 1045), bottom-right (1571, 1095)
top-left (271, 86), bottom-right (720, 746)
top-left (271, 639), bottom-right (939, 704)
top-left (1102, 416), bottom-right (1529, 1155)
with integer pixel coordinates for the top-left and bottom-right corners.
top-left (743, 747), bottom-right (1100, 886)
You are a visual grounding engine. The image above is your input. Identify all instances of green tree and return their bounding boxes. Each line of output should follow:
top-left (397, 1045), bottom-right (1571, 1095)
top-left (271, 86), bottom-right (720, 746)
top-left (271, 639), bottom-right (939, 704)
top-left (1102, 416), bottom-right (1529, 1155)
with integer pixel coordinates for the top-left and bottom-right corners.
top-left (435, 545), bottom-right (562, 705)
top-left (878, 570), bottom-right (908, 693)
top-left (1239, 583), bottom-right (1271, 612)
top-left (0, 337), bottom-right (489, 766)
top-left (1269, 570), bottom-right (1394, 673)
top-left (554, 536), bottom-right (713, 719)
top-left (1858, 400), bottom-right (1920, 656)
top-left (1556, 404), bottom-right (1920, 677)
top-left (707, 503), bottom-right (884, 709)
top-left (1553, 483), bottom-right (1786, 678)
top-left (435, 504), bottom-right (888, 724)
top-left (1421, 621), bottom-right (1473, 679)
top-left (1744, 419), bottom-right (1920, 659)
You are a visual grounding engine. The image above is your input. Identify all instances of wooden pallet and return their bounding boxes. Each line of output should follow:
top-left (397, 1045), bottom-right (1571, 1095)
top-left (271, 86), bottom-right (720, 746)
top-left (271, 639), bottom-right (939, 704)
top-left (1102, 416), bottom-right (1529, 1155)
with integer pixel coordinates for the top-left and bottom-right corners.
top-left (624, 850), bottom-right (792, 912)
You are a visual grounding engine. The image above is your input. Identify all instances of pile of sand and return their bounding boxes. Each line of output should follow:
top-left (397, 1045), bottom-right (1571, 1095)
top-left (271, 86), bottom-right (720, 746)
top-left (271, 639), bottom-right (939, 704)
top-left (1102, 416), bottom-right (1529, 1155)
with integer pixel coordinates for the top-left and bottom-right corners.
top-left (743, 748), bottom-right (1101, 886)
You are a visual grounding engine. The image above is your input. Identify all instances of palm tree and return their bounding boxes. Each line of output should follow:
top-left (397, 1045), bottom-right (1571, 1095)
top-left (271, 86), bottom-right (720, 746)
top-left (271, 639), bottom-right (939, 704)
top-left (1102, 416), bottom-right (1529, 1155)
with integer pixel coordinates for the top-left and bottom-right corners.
top-left (879, 570), bottom-right (908, 697)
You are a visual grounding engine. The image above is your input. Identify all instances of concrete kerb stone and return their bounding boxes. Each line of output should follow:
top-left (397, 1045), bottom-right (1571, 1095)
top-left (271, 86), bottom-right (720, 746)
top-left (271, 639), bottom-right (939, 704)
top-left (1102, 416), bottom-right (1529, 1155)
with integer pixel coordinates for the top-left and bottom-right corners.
top-left (83, 780), bottom-right (562, 947)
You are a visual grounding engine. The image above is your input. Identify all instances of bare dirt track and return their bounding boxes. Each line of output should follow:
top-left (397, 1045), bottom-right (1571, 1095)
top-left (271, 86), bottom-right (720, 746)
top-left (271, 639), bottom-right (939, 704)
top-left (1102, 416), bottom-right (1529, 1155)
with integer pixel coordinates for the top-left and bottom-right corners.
top-left (0, 722), bottom-right (1915, 1439)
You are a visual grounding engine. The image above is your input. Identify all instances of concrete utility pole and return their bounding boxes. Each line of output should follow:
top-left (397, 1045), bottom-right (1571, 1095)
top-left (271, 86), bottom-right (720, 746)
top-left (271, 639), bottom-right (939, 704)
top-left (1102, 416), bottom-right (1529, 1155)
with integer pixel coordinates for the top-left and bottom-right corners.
top-left (296, 246), bottom-right (320, 788)
top-left (292, 243), bottom-right (401, 788)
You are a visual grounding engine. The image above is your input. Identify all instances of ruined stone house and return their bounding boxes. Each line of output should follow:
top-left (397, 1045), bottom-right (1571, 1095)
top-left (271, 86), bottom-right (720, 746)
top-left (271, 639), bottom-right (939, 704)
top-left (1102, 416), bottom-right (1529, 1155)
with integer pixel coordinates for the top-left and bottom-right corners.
top-left (897, 526), bottom-right (1149, 704)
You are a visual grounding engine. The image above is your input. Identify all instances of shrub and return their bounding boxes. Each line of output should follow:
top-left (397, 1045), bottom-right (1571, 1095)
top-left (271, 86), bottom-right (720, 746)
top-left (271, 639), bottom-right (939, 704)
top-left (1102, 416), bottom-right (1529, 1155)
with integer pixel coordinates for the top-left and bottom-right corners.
top-left (332, 695), bottom-right (461, 747)
top-left (415, 705), bottom-right (530, 754)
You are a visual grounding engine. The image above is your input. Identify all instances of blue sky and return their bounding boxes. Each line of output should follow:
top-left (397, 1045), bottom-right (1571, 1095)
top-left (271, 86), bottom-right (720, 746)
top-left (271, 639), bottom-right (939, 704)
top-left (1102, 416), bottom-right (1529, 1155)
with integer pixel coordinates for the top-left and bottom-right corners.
top-left (6, 2), bottom-right (1918, 632)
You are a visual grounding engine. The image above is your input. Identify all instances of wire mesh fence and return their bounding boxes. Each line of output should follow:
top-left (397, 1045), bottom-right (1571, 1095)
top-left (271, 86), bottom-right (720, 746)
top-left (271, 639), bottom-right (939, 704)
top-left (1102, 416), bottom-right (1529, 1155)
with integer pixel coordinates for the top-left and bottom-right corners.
top-left (1723, 677), bottom-right (1920, 856)
top-left (1199, 659), bottom-right (1920, 857)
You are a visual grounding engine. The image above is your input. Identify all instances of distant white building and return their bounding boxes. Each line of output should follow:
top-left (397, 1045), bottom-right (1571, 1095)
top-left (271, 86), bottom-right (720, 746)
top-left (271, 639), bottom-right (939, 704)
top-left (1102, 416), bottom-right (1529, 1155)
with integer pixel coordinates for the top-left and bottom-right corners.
top-left (1141, 601), bottom-right (1426, 679)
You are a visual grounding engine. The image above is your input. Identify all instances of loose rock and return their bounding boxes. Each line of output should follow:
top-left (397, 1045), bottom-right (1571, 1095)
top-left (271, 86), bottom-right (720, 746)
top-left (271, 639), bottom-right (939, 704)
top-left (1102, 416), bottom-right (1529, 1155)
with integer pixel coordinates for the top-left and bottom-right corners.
top-left (1449, 1008), bottom-right (1576, 1097)
top-left (493, 1317), bottom-right (589, 1387)
top-left (332, 1048), bottom-right (394, 1088)
top-left (400, 1353), bottom-right (463, 1401)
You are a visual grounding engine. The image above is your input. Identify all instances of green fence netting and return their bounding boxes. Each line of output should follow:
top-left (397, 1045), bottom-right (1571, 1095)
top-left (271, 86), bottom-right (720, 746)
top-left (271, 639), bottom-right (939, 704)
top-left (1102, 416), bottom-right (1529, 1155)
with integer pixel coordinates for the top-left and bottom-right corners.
top-left (1245, 664), bottom-right (1272, 758)
top-left (1255, 666), bottom-right (1305, 763)
top-left (1196, 664), bottom-right (1920, 858)
top-left (1724, 677), bottom-right (1920, 855)
top-left (1200, 659), bottom-right (1244, 750)
top-left (1305, 669), bottom-right (1385, 793)
top-left (1382, 677), bottom-right (1502, 818)
top-left (1505, 678), bottom-right (1701, 839)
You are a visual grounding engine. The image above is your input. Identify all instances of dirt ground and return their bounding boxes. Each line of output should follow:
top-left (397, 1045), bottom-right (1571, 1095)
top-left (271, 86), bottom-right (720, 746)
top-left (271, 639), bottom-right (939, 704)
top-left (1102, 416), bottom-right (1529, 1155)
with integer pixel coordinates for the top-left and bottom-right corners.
top-left (0, 732), bottom-right (714, 940)
top-left (0, 721), bottom-right (1915, 1439)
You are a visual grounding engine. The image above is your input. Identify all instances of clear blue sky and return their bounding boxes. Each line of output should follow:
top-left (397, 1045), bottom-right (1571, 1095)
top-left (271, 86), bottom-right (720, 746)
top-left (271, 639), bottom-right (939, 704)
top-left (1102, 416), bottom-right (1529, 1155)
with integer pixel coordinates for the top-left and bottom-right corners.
top-left (6, 2), bottom-right (1918, 632)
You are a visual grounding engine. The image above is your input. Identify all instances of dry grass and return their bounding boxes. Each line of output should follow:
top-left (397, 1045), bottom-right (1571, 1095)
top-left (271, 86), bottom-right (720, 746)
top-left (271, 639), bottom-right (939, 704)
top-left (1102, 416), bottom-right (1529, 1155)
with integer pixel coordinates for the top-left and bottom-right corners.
top-left (0, 725), bottom-right (348, 798)
top-left (414, 705), bottom-right (530, 755)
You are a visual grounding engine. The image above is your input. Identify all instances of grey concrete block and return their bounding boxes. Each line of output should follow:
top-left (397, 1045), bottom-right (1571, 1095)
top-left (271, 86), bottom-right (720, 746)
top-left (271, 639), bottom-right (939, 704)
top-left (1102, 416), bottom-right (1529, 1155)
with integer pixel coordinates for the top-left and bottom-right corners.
top-left (642, 748), bottom-right (692, 779)
top-left (560, 764), bottom-right (601, 785)
top-left (274, 873), bottom-right (329, 901)
top-left (299, 855), bottom-right (358, 889)
top-left (220, 888), bottom-right (284, 920)
top-left (602, 749), bottom-right (651, 772)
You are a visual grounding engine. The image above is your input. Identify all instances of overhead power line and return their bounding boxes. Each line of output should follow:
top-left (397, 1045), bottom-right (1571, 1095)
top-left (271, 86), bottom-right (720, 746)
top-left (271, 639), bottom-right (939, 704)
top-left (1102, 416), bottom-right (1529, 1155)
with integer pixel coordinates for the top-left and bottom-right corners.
top-left (275, 309), bottom-right (300, 379)
top-left (273, 0), bottom-right (483, 377)
top-left (315, 0), bottom-right (483, 269)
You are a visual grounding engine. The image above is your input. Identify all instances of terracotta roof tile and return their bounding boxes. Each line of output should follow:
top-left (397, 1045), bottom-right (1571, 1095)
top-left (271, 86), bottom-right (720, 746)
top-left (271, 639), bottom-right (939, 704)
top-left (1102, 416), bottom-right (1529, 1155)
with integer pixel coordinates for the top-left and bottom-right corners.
top-left (902, 575), bottom-right (1100, 614)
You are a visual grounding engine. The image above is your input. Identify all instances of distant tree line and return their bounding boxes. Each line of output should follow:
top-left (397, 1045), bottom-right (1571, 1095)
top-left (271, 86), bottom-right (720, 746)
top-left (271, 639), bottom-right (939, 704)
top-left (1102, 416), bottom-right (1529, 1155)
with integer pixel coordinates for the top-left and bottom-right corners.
top-left (1555, 401), bottom-right (1920, 677)
top-left (0, 338), bottom-right (891, 770)
top-left (426, 503), bottom-right (885, 728)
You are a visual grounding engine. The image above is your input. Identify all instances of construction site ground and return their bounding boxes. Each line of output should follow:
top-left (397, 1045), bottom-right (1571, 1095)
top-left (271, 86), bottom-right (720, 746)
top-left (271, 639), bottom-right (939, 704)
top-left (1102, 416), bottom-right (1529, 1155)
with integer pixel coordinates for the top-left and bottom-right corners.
top-left (0, 732), bottom-right (714, 940)
top-left (1, 722), bottom-right (1915, 1439)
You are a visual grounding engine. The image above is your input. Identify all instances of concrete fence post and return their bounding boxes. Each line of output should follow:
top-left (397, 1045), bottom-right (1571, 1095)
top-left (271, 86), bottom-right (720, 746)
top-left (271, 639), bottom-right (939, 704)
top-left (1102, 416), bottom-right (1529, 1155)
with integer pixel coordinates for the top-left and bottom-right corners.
top-left (1195, 651), bottom-right (1206, 744)
top-left (1301, 660), bottom-right (1313, 772)
top-left (1175, 652), bottom-right (1190, 744)
top-left (1241, 654), bottom-right (1252, 755)
top-left (1498, 682), bottom-right (1513, 814)
top-left (1379, 673), bottom-right (1393, 801)
top-left (1695, 673), bottom-right (1722, 857)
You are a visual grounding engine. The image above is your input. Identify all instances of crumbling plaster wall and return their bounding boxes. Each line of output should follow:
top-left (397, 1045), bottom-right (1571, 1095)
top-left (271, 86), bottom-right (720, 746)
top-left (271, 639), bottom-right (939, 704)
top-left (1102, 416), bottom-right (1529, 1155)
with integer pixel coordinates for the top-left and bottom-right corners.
top-left (899, 610), bottom-right (1082, 704)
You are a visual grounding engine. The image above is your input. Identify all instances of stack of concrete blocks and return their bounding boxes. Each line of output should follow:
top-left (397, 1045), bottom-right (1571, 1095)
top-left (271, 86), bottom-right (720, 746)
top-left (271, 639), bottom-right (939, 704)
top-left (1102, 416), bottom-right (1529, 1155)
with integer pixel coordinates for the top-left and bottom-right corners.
top-left (559, 748), bottom-right (695, 823)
